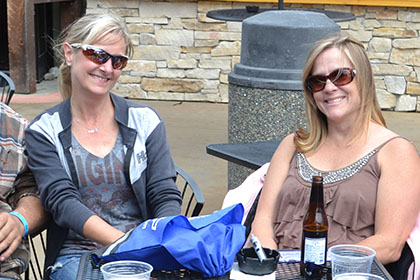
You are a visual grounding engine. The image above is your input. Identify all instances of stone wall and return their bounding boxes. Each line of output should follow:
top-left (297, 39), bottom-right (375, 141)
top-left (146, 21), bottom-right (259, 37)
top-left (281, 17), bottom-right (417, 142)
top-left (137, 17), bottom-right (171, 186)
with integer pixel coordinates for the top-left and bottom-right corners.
top-left (86, 0), bottom-right (420, 111)
top-left (332, 4), bottom-right (420, 112)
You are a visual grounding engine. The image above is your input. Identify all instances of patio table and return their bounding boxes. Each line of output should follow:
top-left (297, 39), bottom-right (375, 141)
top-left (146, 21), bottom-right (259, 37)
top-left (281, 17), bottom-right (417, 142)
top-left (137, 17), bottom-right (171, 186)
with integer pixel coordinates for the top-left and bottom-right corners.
top-left (206, 8), bottom-right (355, 22)
top-left (76, 251), bottom-right (393, 280)
top-left (206, 140), bottom-right (280, 170)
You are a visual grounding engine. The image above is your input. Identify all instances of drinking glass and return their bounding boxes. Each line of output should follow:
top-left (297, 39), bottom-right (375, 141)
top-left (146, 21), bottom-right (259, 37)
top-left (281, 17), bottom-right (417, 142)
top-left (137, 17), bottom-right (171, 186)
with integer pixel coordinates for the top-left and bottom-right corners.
top-left (328, 245), bottom-right (376, 279)
top-left (333, 272), bottom-right (384, 280)
top-left (100, 260), bottom-right (153, 280)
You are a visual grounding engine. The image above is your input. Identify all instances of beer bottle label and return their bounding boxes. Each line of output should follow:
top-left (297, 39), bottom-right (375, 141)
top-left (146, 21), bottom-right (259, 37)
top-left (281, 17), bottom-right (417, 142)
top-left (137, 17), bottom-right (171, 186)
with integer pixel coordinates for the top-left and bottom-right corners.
top-left (303, 237), bottom-right (326, 265)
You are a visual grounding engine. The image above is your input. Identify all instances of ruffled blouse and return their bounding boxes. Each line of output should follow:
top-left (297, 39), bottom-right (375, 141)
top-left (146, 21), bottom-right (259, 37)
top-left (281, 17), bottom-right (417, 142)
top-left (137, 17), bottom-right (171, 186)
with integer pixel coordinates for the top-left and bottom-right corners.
top-left (273, 138), bottom-right (398, 249)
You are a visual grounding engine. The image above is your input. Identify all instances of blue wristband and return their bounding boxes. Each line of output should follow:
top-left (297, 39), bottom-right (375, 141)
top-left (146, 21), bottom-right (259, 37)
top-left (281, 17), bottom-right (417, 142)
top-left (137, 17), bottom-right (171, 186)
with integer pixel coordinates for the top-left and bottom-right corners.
top-left (9, 211), bottom-right (28, 237)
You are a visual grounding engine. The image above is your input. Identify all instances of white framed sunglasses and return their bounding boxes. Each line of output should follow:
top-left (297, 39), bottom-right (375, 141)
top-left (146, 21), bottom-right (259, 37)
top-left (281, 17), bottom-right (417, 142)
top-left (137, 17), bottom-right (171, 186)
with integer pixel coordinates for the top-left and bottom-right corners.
top-left (71, 43), bottom-right (129, 70)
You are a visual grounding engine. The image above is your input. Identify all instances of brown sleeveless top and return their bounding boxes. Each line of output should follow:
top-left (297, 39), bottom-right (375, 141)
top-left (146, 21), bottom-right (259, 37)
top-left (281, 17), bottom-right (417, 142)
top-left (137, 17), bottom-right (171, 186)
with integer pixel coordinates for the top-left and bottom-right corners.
top-left (273, 137), bottom-right (401, 249)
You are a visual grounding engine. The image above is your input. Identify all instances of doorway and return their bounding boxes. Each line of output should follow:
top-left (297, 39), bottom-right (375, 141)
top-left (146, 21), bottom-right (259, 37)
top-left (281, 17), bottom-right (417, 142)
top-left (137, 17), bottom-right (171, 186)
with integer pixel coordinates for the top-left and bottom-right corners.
top-left (35, 2), bottom-right (58, 82)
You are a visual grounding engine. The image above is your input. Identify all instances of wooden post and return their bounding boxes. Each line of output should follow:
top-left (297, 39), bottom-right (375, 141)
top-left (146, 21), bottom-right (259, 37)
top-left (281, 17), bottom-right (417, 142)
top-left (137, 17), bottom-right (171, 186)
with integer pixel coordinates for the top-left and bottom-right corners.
top-left (7, 0), bottom-right (37, 94)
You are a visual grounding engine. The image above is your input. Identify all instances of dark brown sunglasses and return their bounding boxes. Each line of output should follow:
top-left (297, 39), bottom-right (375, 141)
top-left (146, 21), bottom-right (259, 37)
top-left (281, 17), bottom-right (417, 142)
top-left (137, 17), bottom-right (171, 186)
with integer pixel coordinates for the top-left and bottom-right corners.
top-left (306, 68), bottom-right (357, 93)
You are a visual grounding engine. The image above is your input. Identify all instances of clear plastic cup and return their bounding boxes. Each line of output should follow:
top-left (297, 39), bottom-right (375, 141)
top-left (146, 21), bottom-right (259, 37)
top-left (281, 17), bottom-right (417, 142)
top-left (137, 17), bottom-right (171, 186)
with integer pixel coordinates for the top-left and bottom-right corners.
top-left (328, 245), bottom-right (376, 279)
top-left (100, 260), bottom-right (153, 280)
top-left (333, 272), bottom-right (384, 280)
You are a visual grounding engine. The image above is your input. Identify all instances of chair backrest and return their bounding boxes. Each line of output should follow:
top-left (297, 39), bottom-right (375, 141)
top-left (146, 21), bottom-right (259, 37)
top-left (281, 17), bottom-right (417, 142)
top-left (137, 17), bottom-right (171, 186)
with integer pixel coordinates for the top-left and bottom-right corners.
top-left (175, 165), bottom-right (205, 217)
top-left (384, 242), bottom-right (414, 279)
top-left (0, 71), bottom-right (15, 105)
top-left (25, 231), bottom-right (46, 280)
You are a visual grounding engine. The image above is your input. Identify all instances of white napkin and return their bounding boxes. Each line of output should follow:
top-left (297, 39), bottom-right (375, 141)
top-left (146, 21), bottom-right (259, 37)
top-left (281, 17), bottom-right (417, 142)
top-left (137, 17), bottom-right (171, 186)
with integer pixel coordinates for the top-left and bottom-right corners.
top-left (229, 263), bottom-right (276, 280)
top-left (278, 250), bottom-right (301, 263)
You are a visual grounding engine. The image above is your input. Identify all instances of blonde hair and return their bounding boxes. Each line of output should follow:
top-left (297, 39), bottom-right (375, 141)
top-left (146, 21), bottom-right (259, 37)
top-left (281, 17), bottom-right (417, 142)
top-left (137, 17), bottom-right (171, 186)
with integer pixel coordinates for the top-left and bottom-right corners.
top-left (295, 35), bottom-right (386, 153)
top-left (54, 14), bottom-right (133, 99)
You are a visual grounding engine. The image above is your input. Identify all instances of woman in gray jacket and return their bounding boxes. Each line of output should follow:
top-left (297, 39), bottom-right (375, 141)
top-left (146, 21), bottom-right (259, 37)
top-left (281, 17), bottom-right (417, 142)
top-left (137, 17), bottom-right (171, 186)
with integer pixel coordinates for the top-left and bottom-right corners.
top-left (25, 14), bottom-right (182, 280)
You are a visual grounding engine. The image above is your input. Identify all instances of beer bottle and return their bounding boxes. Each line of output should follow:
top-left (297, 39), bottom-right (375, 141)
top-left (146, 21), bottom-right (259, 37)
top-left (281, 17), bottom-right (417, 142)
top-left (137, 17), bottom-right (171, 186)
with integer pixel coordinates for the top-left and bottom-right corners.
top-left (300, 176), bottom-right (328, 279)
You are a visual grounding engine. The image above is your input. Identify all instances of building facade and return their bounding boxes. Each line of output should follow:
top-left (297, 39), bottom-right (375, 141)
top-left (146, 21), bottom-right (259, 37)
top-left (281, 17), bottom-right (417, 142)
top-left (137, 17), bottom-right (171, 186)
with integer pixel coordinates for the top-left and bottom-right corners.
top-left (11, 0), bottom-right (420, 111)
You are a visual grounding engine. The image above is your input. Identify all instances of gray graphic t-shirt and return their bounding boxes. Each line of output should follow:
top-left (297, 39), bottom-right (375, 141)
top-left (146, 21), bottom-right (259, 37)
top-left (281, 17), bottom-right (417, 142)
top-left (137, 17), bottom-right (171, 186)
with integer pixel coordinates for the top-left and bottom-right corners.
top-left (59, 132), bottom-right (142, 256)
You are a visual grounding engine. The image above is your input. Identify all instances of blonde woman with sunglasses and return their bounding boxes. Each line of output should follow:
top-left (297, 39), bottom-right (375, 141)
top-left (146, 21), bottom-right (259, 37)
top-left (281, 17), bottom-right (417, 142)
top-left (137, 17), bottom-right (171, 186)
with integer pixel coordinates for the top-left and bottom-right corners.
top-left (251, 35), bottom-right (420, 267)
top-left (24, 14), bottom-right (182, 280)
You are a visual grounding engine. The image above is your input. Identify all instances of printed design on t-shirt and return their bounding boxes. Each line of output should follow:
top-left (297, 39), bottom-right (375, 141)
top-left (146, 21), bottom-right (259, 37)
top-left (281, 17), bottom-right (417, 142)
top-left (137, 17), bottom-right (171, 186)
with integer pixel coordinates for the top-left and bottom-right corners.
top-left (62, 134), bottom-right (142, 254)
top-left (73, 148), bottom-right (140, 232)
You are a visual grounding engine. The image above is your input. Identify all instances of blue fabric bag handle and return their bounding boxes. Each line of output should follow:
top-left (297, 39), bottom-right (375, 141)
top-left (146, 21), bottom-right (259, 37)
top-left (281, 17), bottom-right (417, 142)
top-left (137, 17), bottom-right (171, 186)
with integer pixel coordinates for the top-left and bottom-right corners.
top-left (92, 204), bottom-right (246, 278)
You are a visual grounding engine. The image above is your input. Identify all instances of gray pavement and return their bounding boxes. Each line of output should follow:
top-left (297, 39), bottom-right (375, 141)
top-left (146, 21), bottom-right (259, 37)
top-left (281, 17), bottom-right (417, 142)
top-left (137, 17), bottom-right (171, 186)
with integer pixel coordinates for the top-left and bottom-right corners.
top-left (10, 81), bottom-right (420, 215)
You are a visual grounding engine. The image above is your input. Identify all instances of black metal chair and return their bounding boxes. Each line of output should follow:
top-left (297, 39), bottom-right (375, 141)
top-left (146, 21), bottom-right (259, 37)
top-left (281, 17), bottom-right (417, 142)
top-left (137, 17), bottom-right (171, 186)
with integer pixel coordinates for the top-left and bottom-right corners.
top-left (0, 71), bottom-right (15, 105)
top-left (385, 242), bottom-right (415, 280)
top-left (175, 165), bottom-right (205, 217)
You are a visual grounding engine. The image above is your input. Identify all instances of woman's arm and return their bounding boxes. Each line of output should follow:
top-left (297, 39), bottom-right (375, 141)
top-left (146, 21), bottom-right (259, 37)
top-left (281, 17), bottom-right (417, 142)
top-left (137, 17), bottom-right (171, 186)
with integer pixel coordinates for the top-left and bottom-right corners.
top-left (83, 215), bottom-right (125, 245)
top-left (250, 134), bottom-right (296, 249)
top-left (145, 121), bottom-right (182, 218)
top-left (25, 125), bottom-right (97, 236)
top-left (358, 137), bottom-right (420, 264)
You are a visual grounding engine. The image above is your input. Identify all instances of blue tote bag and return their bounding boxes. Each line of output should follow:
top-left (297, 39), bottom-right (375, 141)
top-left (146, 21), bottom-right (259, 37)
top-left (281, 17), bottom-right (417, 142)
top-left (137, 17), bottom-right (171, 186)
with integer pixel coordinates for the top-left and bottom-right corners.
top-left (92, 204), bottom-right (246, 278)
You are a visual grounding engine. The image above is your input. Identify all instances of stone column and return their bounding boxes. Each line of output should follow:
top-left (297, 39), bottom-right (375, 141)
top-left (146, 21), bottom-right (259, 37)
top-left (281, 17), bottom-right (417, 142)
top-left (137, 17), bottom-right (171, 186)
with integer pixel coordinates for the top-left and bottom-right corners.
top-left (228, 10), bottom-right (340, 189)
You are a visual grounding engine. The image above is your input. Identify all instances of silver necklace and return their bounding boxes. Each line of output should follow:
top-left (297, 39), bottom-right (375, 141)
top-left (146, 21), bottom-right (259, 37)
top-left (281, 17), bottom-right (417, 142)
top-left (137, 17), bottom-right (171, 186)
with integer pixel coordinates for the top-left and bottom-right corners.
top-left (74, 118), bottom-right (99, 134)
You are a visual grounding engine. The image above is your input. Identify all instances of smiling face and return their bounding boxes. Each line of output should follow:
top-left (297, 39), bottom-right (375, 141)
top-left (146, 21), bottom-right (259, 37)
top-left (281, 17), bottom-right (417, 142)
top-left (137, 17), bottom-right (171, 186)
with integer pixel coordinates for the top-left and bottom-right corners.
top-left (64, 33), bottom-right (127, 98)
top-left (311, 47), bottom-right (360, 125)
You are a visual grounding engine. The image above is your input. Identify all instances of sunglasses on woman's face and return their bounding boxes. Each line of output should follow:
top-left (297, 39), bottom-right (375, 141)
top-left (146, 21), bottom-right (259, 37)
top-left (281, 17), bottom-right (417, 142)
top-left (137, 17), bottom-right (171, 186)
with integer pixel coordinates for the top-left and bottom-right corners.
top-left (306, 67), bottom-right (357, 93)
top-left (71, 43), bottom-right (128, 70)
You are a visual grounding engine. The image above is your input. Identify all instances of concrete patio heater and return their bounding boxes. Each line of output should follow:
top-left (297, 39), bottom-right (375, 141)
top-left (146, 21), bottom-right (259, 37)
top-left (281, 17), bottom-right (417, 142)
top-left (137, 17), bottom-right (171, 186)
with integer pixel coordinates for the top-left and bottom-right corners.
top-left (228, 10), bottom-right (340, 189)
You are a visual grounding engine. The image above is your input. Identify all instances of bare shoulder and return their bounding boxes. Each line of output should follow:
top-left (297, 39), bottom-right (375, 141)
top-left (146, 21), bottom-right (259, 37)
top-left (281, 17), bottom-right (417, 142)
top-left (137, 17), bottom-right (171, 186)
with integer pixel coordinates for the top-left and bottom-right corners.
top-left (271, 134), bottom-right (296, 162)
top-left (277, 134), bottom-right (296, 152)
top-left (264, 134), bottom-right (296, 190)
top-left (370, 124), bottom-right (413, 151)
top-left (380, 137), bottom-right (418, 158)
top-left (376, 130), bottom-right (419, 168)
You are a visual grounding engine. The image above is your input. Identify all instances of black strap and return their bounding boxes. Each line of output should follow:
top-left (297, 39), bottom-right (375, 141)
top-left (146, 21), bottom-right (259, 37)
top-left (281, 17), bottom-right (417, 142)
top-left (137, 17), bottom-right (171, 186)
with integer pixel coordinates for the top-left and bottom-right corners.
top-left (243, 189), bottom-right (262, 239)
